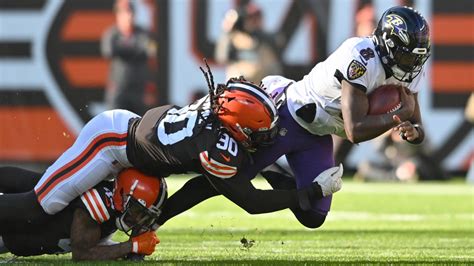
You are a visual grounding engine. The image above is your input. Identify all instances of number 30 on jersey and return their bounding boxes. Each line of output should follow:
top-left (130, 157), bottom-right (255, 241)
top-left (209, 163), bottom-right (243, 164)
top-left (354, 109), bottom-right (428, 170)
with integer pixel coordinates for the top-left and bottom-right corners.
top-left (216, 133), bottom-right (238, 157)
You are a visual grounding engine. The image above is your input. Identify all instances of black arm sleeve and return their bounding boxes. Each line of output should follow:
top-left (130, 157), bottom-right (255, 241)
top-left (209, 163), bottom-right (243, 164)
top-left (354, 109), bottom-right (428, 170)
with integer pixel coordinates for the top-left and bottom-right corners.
top-left (156, 175), bottom-right (220, 226)
top-left (204, 173), bottom-right (301, 215)
top-left (157, 170), bottom-right (324, 226)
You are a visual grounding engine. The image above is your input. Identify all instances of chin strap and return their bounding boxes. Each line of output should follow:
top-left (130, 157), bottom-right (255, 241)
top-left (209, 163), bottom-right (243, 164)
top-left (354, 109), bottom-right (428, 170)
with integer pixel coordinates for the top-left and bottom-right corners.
top-left (372, 35), bottom-right (395, 79)
top-left (403, 124), bottom-right (424, 145)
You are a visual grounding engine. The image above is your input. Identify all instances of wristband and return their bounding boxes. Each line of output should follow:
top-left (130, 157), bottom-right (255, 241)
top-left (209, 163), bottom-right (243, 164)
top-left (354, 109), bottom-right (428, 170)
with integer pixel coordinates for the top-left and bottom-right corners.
top-left (412, 124), bottom-right (421, 132)
top-left (408, 124), bottom-right (423, 144)
top-left (132, 241), bottom-right (139, 253)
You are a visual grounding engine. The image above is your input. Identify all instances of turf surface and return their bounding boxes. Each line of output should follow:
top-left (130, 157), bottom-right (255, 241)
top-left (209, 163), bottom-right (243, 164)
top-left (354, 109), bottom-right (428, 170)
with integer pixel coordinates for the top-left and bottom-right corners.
top-left (1, 177), bottom-right (473, 264)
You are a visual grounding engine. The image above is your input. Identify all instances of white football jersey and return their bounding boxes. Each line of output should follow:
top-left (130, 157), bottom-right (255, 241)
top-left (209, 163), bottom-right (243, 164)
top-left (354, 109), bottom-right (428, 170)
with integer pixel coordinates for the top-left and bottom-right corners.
top-left (283, 36), bottom-right (426, 138)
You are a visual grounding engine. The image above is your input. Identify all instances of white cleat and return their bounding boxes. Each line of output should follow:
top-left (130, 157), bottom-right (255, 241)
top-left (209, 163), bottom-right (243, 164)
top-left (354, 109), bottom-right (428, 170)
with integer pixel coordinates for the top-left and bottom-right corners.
top-left (313, 163), bottom-right (343, 197)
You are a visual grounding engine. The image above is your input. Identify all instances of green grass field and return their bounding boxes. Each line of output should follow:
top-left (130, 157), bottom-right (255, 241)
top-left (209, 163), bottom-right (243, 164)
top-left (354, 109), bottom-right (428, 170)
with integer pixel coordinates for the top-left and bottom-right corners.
top-left (1, 176), bottom-right (473, 264)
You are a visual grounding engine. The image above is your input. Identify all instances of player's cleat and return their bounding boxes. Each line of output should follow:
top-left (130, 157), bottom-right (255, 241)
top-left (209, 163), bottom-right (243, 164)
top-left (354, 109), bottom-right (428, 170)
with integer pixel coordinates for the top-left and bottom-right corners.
top-left (312, 163), bottom-right (343, 197)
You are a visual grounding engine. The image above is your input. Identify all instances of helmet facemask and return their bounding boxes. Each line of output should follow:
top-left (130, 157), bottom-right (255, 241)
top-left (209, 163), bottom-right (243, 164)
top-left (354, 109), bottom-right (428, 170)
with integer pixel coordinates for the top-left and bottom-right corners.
top-left (248, 123), bottom-right (279, 148)
top-left (381, 33), bottom-right (430, 82)
top-left (115, 194), bottom-right (162, 235)
top-left (232, 118), bottom-right (279, 152)
top-left (112, 169), bottom-right (168, 236)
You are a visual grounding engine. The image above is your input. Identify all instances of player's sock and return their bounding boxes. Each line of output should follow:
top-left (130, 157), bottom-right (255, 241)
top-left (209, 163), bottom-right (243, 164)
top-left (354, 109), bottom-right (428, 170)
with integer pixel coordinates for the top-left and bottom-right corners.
top-left (156, 175), bottom-right (220, 226)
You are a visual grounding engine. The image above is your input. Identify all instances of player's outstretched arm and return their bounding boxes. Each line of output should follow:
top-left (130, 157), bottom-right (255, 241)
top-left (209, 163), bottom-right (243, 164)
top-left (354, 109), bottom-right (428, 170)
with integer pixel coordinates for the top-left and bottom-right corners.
top-left (70, 209), bottom-right (157, 261)
top-left (156, 175), bottom-right (220, 227)
top-left (204, 171), bottom-right (330, 214)
top-left (341, 80), bottom-right (416, 143)
top-left (70, 208), bottom-right (131, 260)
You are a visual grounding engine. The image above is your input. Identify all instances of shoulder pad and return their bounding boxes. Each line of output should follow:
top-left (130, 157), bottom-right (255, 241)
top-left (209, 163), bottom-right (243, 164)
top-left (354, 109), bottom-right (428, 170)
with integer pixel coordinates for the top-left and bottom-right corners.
top-left (337, 38), bottom-right (379, 90)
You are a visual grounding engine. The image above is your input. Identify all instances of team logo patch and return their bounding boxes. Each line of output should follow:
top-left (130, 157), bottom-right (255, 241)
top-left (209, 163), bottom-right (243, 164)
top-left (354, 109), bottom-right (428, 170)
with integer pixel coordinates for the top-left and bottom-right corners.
top-left (279, 127), bottom-right (288, 136)
top-left (347, 60), bottom-right (367, 80)
top-left (386, 14), bottom-right (410, 45)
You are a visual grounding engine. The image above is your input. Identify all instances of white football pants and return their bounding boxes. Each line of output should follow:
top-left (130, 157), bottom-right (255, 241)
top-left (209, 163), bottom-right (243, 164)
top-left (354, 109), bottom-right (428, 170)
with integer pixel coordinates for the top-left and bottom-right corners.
top-left (34, 109), bottom-right (139, 214)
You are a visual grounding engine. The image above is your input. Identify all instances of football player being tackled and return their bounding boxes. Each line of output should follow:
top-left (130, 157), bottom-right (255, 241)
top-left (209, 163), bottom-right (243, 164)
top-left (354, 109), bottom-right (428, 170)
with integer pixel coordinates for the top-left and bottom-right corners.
top-left (154, 6), bottom-right (430, 229)
top-left (0, 167), bottom-right (166, 260)
top-left (0, 62), bottom-right (341, 233)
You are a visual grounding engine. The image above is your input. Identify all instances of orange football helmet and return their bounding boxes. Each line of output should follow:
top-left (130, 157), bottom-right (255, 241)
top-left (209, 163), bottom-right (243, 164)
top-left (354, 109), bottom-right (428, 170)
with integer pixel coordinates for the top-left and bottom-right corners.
top-left (113, 168), bottom-right (167, 233)
top-left (215, 78), bottom-right (279, 151)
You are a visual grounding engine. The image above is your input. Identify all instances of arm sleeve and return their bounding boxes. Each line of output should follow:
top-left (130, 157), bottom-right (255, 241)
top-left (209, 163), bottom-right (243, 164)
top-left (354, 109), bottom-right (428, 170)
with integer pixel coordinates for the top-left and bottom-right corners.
top-left (156, 175), bottom-right (220, 225)
top-left (198, 133), bottom-right (302, 214)
top-left (203, 172), bottom-right (300, 214)
top-left (75, 184), bottom-right (114, 224)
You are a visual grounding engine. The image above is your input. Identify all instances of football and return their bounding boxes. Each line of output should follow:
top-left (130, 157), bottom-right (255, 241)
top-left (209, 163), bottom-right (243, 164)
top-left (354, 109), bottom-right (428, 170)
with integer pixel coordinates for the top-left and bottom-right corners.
top-left (367, 84), bottom-right (403, 115)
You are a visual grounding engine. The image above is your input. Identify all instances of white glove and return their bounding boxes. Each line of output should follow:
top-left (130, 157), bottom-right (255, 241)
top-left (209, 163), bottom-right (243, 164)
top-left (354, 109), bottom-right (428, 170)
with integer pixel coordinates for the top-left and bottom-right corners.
top-left (313, 163), bottom-right (343, 197)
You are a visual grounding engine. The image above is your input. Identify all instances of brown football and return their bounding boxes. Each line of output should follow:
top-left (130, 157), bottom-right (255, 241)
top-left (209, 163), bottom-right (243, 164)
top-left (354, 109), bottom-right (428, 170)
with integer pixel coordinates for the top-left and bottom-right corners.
top-left (367, 84), bottom-right (403, 115)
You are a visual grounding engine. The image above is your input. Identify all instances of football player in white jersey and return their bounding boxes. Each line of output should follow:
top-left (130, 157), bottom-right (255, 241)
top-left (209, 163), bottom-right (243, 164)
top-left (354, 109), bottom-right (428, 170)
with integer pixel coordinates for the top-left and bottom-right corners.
top-left (279, 5), bottom-right (429, 144)
top-left (154, 6), bottom-right (431, 230)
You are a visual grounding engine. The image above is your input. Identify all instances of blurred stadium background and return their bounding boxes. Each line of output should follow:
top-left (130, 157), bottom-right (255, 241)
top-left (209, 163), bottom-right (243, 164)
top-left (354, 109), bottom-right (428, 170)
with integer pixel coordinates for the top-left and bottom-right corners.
top-left (0, 0), bottom-right (472, 175)
top-left (0, 0), bottom-right (473, 263)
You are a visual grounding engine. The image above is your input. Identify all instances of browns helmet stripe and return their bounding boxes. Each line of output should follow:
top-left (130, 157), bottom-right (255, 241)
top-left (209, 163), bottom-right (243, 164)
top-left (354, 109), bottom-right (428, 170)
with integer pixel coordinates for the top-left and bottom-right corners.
top-left (226, 82), bottom-right (278, 126)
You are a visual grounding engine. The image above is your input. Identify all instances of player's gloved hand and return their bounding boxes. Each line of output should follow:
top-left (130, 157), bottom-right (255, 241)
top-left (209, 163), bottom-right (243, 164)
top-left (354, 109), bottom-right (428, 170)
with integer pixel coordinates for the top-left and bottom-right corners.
top-left (131, 231), bottom-right (159, 255)
top-left (297, 164), bottom-right (343, 211)
top-left (313, 163), bottom-right (343, 197)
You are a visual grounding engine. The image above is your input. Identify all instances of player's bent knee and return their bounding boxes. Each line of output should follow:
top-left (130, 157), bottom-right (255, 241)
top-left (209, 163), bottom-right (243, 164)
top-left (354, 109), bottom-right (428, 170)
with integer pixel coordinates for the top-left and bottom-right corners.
top-left (301, 216), bottom-right (326, 229)
top-left (295, 212), bottom-right (327, 229)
